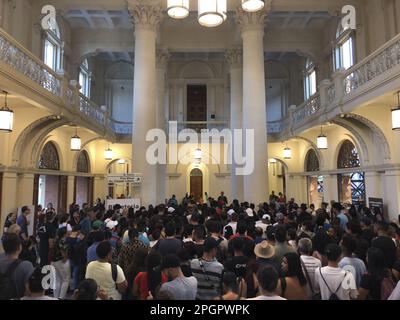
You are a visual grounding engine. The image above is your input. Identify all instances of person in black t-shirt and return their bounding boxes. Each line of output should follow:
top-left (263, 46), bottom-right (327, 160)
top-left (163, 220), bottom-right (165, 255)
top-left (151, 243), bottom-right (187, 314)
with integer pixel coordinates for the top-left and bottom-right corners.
top-left (224, 237), bottom-right (249, 278)
top-left (37, 211), bottom-right (57, 266)
top-left (372, 222), bottom-right (397, 268)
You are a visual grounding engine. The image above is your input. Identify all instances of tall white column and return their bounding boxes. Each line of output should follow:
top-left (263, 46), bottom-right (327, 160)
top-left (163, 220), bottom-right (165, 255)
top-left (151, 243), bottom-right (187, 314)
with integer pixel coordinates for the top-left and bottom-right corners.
top-left (225, 48), bottom-right (244, 202)
top-left (156, 49), bottom-right (170, 204)
top-left (128, 0), bottom-right (163, 206)
top-left (236, 7), bottom-right (270, 204)
top-left (383, 170), bottom-right (400, 221)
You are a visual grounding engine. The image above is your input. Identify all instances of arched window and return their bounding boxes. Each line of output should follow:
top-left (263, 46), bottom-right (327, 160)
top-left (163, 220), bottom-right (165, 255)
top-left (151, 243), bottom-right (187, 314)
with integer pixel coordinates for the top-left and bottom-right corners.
top-left (305, 149), bottom-right (320, 172)
top-left (304, 58), bottom-right (316, 100)
top-left (79, 59), bottom-right (91, 98)
top-left (337, 140), bottom-right (360, 169)
top-left (38, 142), bottom-right (60, 170)
top-left (333, 22), bottom-right (354, 71)
top-left (337, 140), bottom-right (365, 204)
top-left (77, 150), bottom-right (90, 173)
top-left (43, 18), bottom-right (63, 71)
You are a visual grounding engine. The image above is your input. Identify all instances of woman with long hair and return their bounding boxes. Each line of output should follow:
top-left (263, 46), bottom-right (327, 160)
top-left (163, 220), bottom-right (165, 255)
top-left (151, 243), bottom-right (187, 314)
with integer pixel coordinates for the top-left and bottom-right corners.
top-left (358, 247), bottom-right (394, 300)
top-left (133, 251), bottom-right (167, 300)
top-left (281, 252), bottom-right (308, 300)
top-left (214, 271), bottom-right (245, 300)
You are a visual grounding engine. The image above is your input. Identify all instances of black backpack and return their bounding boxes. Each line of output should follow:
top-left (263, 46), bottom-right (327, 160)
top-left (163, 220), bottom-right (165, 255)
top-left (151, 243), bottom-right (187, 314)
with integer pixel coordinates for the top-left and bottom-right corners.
top-left (0, 260), bottom-right (23, 300)
top-left (319, 268), bottom-right (345, 300)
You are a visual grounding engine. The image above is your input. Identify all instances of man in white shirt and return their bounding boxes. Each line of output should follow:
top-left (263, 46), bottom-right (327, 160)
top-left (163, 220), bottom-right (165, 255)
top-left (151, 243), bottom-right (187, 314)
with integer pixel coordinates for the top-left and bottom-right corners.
top-left (255, 214), bottom-right (271, 233)
top-left (247, 265), bottom-right (286, 300)
top-left (298, 237), bottom-right (321, 293)
top-left (315, 244), bottom-right (358, 300)
top-left (223, 212), bottom-right (238, 236)
top-left (85, 241), bottom-right (127, 300)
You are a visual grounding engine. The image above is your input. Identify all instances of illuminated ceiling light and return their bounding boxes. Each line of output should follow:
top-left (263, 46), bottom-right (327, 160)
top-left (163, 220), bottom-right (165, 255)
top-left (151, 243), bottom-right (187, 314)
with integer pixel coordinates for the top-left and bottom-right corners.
top-left (283, 144), bottom-right (292, 159)
top-left (317, 126), bottom-right (328, 149)
top-left (0, 91), bottom-right (14, 132)
top-left (167, 0), bottom-right (190, 19)
top-left (118, 159), bottom-right (126, 164)
top-left (242, 0), bottom-right (264, 12)
top-left (198, 0), bottom-right (227, 28)
top-left (70, 127), bottom-right (81, 151)
top-left (105, 145), bottom-right (113, 160)
top-left (392, 91), bottom-right (400, 131)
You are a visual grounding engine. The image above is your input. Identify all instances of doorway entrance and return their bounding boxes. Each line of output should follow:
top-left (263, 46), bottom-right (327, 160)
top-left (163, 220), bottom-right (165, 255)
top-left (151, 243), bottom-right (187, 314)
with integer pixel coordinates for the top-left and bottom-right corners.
top-left (187, 85), bottom-right (207, 132)
top-left (37, 174), bottom-right (67, 212)
top-left (190, 168), bottom-right (203, 202)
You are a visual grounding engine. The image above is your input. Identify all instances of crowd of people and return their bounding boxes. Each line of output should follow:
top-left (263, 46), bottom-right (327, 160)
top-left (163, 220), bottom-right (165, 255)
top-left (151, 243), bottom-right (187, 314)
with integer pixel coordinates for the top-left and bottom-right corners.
top-left (1, 191), bottom-right (400, 301)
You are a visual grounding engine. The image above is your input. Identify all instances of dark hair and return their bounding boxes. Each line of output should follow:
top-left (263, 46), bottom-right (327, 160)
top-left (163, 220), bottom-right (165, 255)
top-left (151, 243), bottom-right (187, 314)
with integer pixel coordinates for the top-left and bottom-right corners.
top-left (283, 252), bottom-right (307, 286)
top-left (274, 225), bottom-right (287, 243)
top-left (193, 225), bottom-right (206, 240)
top-left (165, 222), bottom-right (176, 237)
top-left (266, 226), bottom-right (275, 242)
top-left (231, 237), bottom-right (244, 252)
top-left (2, 233), bottom-right (21, 255)
top-left (207, 220), bottom-right (222, 234)
top-left (257, 265), bottom-right (279, 293)
top-left (366, 247), bottom-right (387, 281)
top-left (75, 279), bottom-right (98, 300)
top-left (222, 271), bottom-right (239, 294)
top-left (92, 230), bottom-right (105, 243)
top-left (146, 252), bottom-right (163, 296)
top-left (151, 229), bottom-right (161, 241)
top-left (325, 243), bottom-right (342, 262)
top-left (96, 240), bottom-right (112, 259)
top-left (21, 206), bottom-right (29, 214)
top-left (236, 221), bottom-right (247, 235)
top-left (341, 234), bottom-right (357, 255)
top-left (224, 225), bottom-right (233, 239)
top-left (128, 228), bottom-right (139, 240)
top-left (28, 267), bottom-right (46, 293)
top-left (347, 221), bottom-right (362, 236)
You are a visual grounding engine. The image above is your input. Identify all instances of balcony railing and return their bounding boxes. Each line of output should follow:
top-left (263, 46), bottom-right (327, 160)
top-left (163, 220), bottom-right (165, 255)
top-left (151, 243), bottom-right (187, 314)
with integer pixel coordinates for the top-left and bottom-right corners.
top-left (109, 119), bottom-right (133, 135)
top-left (292, 93), bottom-right (321, 125)
top-left (344, 34), bottom-right (400, 95)
top-left (0, 29), bottom-right (61, 96)
top-left (79, 94), bottom-right (106, 126)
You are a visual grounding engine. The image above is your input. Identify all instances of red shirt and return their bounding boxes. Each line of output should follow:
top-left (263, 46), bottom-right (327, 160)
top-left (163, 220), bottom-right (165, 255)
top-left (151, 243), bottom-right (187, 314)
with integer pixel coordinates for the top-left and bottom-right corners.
top-left (134, 271), bottom-right (168, 300)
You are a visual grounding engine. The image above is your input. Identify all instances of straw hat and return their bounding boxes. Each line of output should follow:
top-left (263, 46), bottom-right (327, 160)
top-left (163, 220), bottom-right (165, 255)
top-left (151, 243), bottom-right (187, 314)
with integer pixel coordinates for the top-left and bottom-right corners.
top-left (254, 241), bottom-right (275, 259)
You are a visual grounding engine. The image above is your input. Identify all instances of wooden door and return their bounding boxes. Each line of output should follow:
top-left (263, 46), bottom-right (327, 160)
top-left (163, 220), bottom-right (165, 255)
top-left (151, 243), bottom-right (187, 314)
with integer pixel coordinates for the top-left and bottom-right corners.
top-left (187, 85), bottom-right (207, 132)
top-left (190, 168), bottom-right (203, 202)
top-left (57, 175), bottom-right (68, 213)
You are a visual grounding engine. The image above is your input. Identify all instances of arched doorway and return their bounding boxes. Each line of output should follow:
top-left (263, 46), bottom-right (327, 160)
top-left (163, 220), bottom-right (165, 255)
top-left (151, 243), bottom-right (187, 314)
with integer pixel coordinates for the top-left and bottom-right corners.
top-left (106, 158), bottom-right (130, 199)
top-left (36, 141), bottom-right (67, 212)
top-left (305, 149), bottom-right (323, 207)
top-left (190, 168), bottom-right (203, 202)
top-left (74, 150), bottom-right (93, 207)
top-left (337, 140), bottom-right (365, 204)
top-left (268, 159), bottom-right (288, 196)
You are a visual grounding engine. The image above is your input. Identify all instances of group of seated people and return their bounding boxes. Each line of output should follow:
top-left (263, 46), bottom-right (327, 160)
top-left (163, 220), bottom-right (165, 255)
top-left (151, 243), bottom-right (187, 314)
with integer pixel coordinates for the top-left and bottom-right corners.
top-left (1, 193), bottom-right (400, 300)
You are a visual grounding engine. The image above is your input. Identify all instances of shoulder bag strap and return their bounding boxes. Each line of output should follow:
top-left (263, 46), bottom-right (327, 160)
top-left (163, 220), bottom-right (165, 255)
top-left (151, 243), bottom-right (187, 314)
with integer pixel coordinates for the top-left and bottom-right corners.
top-left (319, 267), bottom-right (333, 295)
top-left (300, 257), bottom-right (315, 294)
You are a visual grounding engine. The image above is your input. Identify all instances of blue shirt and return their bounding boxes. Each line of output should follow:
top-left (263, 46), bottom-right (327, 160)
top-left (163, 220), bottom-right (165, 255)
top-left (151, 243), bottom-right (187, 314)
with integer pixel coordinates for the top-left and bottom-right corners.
top-left (139, 233), bottom-right (150, 247)
top-left (337, 212), bottom-right (349, 231)
top-left (87, 242), bottom-right (99, 263)
top-left (16, 214), bottom-right (28, 237)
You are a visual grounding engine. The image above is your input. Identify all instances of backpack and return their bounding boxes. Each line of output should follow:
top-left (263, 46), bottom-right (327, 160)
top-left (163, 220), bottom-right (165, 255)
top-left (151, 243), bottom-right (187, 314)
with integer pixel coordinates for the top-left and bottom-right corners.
top-left (381, 276), bottom-right (396, 300)
top-left (0, 260), bottom-right (23, 300)
top-left (319, 268), bottom-right (345, 300)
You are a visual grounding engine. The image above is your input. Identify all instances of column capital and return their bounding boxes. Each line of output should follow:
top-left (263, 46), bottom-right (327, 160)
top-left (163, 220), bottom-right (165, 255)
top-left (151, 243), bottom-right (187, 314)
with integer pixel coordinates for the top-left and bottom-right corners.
top-left (126, 0), bottom-right (163, 31)
top-left (235, 2), bottom-right (271, 33)
top-left (225, 47), bottom-right (243, 69)
top-left (156, 48), bottom-right (170, 69)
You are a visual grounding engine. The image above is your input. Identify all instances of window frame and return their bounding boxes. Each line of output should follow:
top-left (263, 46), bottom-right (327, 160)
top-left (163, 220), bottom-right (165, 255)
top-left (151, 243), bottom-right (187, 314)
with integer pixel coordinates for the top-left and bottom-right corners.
top-left (79, 59), bottom-right (91, 98)
top-left (304, 59), bottom-right (317, 100)
top-left (333, 24), bottom-right (355, 71)
top-left (43, 21), bottom-right (63, 71)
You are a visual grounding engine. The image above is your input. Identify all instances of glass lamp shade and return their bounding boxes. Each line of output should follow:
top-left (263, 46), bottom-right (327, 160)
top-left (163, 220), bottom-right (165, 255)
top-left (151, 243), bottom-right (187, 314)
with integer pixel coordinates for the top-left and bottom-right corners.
top-left (118, 159), bottom-right (126, 164)
top-left (167, 0), bottom-right (190, 19)
top-left (392, 107), bottom-right (400, 130)
top-left (198, 0), bottom-right (227, 27)
top-left (283, 147), bottom-right (292, 159)
top-left (317, 134), bottom-right (328, 149)
top-left (70, 135), bottom-right (81, 151)
top-left (0, 107), bottom-right (14, 132)
top-left (104, 148), bottom-right (113, 160)
top-left (242, 0), bottom-right (264, 12)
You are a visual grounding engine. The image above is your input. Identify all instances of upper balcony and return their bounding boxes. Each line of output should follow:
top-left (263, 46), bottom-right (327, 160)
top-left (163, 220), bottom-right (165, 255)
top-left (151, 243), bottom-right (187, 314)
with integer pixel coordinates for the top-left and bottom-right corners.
top-left (1, 26), bottom-right (399, 143)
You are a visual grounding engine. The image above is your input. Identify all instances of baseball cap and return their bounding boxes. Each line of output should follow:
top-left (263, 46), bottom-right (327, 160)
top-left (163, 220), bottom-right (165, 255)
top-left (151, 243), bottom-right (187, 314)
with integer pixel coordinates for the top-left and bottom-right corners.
top-left (106, 220), bottom-right (118, 230)
top-left (92, 220), bottom-right (103, 230)
top-left (262, 214), bottom-right (271, 221)
top-left (245, 208), bottom-right (254, 217)
top-left (162, 254), bottom-right (181, 269)
top-left (167, 207), bottom-right (175, 213)
top-left (227, 209), bottom-right (235, 216)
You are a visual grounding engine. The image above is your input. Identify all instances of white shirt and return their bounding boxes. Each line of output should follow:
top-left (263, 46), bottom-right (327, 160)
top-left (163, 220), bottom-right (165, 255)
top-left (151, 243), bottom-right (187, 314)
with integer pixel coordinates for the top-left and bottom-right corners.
top-left (300, 255), bottom-right (322, 292)
top-left (314, 266), bottom-right (358, 300)
top-left (85, 261), bottom-right (126, 300)
top-left (255, 221), bottom-right (270, 233)
top-left (388, 281), bottom-right (400, 300)
top-left (247, 295), bottom-right (286, 300)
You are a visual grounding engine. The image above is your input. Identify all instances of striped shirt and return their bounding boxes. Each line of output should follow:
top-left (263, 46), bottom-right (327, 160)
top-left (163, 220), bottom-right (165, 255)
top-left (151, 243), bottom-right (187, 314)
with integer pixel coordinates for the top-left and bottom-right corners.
top-left (190, 258), bottom-right (223, 300)
top-left (300, 255), bottom-right (322, 292)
